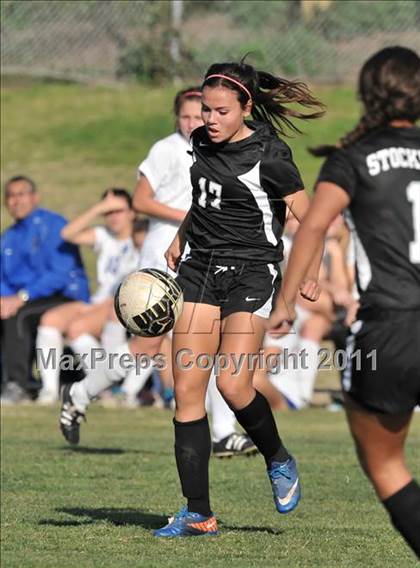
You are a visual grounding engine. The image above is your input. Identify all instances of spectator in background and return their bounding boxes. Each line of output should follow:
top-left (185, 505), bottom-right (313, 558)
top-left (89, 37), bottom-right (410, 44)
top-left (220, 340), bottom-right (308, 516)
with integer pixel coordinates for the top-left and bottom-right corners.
top-left (36, 189), bottom-right (142, 404)
top-left (254, 215), bottom-right (354, 410)
top-left (100, 216), bottom-right (149, 356)
top-left (0, 175), bottom-right (89, 404)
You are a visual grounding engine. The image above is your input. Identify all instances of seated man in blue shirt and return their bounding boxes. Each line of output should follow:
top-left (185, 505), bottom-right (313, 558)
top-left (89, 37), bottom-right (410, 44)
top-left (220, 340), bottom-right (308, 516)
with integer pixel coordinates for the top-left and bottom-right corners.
top-left (1, 175), bottom-right (90, 403)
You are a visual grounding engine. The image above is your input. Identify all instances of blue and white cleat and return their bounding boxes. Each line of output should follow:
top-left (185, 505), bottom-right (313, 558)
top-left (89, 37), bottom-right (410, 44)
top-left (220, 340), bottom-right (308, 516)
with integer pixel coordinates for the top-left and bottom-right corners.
top-left (154, 506), bottom-right (218, 538)
top-left (268, 456), bottom-right (301, 514)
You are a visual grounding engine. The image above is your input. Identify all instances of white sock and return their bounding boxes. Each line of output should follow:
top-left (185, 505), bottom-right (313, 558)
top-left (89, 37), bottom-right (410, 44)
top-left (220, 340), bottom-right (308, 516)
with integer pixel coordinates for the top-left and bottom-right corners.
top-left (101, 320), bottom-right (126, 353)
top-left (36, 326), bottom-right (63, 397)
top-left (268, 340), bottom-right (309, 409)
top-left (266, 326), bottom-right (313, 409)
top-left (70, 342), bottom-right (133, 412)
top-left (297, 338), bottom-right (319, 406)
top-left (68, 334), bottom-right (101, 372)
top-left (206, 372), bottom-right (236, 442)
top-left (121, 362), bottom-right (154, 403)
top-left (269, 365), bottom-right (306, 409)
top-left (283, 330), bottom-right (302, 351)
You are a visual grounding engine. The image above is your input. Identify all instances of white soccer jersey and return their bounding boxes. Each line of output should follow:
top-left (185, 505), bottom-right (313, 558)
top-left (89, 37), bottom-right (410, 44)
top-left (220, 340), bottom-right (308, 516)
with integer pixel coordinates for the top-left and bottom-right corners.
top-left (91, 226), bottom-right (140, 304)
top-left (137, 131), bottom-right (193, 271)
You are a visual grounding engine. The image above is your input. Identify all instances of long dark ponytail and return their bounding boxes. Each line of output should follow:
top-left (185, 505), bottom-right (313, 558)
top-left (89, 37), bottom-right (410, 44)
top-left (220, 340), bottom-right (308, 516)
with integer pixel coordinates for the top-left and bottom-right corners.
top-left (202, 60), bottom-right (324, 136)
top-left (310, 46), bottom-right (420, 157)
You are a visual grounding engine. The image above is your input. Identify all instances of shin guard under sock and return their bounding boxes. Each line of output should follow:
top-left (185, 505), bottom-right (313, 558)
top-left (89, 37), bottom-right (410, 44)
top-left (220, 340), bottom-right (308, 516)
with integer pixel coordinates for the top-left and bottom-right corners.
top-left (234, 390), bottom-right (290, 466)
top-left (174, 415), bottom-right (212, 517)
top-left (382, 479), bottom-right (420, 558)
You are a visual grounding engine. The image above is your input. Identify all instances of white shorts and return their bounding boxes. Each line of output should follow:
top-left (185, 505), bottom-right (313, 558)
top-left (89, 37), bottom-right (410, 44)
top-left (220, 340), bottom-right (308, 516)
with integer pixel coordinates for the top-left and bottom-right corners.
top-left (138, 235), bottom-right (176, 277)
top-left (264, 304), bottom-right (310, 348)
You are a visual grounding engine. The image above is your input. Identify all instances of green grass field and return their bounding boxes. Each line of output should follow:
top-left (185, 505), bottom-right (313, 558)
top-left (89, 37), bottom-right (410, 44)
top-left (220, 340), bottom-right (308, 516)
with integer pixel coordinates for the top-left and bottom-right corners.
top-left (2, 405), bottom-right (419, 568)
top-left (2, 78), bottom-right (419, 567)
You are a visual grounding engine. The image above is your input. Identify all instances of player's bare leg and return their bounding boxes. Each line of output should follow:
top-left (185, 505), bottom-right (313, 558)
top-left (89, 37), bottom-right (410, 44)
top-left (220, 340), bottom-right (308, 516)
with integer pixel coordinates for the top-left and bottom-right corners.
top-left (39, 301), bottom-right (89, 332)
top-left (172, 302), bottom-right (221, 421)
top-left (154, 302), bottom-right (221, 537)
top-left (345, 396), bottom-right (420, 557)
top-left (216, 312), bottom-right (265, 409)
top-left (252, 346), bottom-right (290, 410)
top-left (216, 312), bottom-right (301, 514)
top-left (66, 300), bottom-right (112, 342)
top-left (345, 396), bottom-right (412, 498)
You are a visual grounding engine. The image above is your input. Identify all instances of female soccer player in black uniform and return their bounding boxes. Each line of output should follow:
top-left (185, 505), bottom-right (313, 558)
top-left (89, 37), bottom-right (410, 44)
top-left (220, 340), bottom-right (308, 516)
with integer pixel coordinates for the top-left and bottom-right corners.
top-left (269, 46), bottom-right (420, 558)
top-left (154, 61), bottom-right (324, 537)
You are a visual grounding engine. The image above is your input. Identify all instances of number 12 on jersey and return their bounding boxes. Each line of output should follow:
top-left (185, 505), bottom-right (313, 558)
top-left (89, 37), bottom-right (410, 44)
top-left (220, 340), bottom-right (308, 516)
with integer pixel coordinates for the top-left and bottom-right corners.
top-left (198, 177), bottom-right (222, 209)
top-left (407, 181), bottom-right (420, 264)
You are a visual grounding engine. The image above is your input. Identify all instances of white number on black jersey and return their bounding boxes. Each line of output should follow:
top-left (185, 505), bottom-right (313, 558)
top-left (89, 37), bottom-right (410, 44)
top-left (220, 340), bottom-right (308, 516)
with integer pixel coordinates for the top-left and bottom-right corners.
top-left (198, 177), bottom-right (222, 209)
top-left (407, 181), bottom-right (420, 264)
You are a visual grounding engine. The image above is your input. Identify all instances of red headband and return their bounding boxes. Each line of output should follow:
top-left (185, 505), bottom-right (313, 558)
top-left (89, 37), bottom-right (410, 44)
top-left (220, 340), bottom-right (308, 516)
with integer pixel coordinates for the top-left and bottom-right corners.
top-left (182, 91), bottom-right (202, 97)
top-left (204, 74), bottom-right (252, 101)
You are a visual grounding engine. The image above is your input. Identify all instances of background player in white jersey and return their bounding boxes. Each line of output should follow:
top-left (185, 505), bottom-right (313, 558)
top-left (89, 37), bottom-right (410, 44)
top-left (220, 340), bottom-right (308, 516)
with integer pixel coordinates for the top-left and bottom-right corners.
top-left (269, 47), bottom-right (420, 559)
top-left (61, 88), bottom-right (256, 456)
top-left (36, 189), bottom-right (139, 403)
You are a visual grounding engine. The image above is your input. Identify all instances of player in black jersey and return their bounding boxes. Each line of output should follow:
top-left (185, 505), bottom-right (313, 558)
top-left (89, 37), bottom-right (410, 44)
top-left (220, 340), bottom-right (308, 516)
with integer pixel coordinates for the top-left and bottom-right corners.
top-left (269, 47), bottom-right (420, 558)
top-left (154, 60), bottom-right (324, 537)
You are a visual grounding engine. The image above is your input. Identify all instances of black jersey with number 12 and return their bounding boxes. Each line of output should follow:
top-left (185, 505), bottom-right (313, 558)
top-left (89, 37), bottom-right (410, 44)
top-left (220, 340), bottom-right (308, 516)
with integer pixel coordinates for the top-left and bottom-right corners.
top-left (185, 121), bottom-right (304, 264)
top-left (318, 126), bottom-right (420, 311)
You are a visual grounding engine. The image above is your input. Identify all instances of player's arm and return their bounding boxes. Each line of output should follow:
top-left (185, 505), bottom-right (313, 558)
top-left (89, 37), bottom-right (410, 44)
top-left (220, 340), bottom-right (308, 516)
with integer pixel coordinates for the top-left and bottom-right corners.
top-left (283, 189), bottom-right (324, 300)
top-left (62, 192), bottom-right (126, 245)
top-left (133, 175), bottom-right (186, 223)
top-left (269, 182), bottom-right (351, 335)
top-left (60, 208), bottom-right (98, 246)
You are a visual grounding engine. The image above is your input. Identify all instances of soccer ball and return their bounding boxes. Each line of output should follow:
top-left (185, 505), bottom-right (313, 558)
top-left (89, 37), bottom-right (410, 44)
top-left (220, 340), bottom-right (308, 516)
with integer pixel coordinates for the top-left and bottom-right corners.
top-left (114, 268), bottom-right (184, 337)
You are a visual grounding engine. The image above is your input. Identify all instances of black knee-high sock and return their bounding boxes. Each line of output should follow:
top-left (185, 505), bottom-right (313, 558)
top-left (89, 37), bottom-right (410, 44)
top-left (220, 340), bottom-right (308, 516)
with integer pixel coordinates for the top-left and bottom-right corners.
top-left (234, 390), bottom-right (290, 466)
top-left (382, 479), bottom-right (420, 558)
top-left (174, 415), bottom-right (211, 517)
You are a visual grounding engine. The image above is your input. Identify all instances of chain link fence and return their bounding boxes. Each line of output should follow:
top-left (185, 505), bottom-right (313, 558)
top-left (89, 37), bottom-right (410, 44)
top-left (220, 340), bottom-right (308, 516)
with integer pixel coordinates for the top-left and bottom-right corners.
top-left (1, 0), bottom-right (419, 84)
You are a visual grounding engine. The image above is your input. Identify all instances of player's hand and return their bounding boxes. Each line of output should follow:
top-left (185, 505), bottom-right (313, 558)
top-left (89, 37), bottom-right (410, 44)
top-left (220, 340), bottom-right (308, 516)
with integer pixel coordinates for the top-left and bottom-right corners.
top-left (165, 239), bottom-right (182, 272)
top-left (345, 299), bottom-right (360, 327)
top-left (0, 295), bottom-right (24, 319)
top-left (299, 278), bottom-right (320, 302)
top-left (97, 192), bottom-right (128, 214)
top-left (266, 299), bottom-right (296, 337)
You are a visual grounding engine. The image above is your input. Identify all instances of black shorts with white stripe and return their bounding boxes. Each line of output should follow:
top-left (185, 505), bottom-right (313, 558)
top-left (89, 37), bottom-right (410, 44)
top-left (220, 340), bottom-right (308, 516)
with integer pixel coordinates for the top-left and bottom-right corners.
top-left (176, 255), bottom-right (281, 320)
top-left (342, 308), bottom-right (420, 414)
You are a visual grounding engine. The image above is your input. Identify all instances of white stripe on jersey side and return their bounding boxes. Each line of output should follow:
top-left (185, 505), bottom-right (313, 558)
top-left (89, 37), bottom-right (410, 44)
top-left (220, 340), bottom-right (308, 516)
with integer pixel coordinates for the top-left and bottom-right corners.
top-left (172, 242), bottom-right (191, 279)
top-left (254, 263), bottom-right (278, 319)
top-left (237, 161), bottom-right (278, 246)
top-left (342, 319), bottom-right (363, 392)
top-left (179, 242), bottom-right (191, 264)
top-left (344, 210), bottom-right (372, 291)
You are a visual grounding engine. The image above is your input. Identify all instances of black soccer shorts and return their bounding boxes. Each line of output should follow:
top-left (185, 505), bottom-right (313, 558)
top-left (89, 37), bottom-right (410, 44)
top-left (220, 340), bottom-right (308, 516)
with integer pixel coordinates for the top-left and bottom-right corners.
top-left (176, 255), bottom-right (281, 320)
top-left (342, 309), bottom-right (420, 414)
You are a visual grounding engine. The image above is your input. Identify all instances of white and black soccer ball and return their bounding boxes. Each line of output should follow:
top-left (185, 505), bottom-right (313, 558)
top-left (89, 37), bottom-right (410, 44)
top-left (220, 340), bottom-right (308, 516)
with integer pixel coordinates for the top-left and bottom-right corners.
top-left (114, 268), bottom-right (184, 337)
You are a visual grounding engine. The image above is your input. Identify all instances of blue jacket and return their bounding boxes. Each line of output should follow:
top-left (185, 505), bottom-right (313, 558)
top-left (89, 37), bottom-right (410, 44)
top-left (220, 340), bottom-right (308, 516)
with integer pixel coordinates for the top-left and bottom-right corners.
top-left (1, 207), bottom-right (90, 302)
